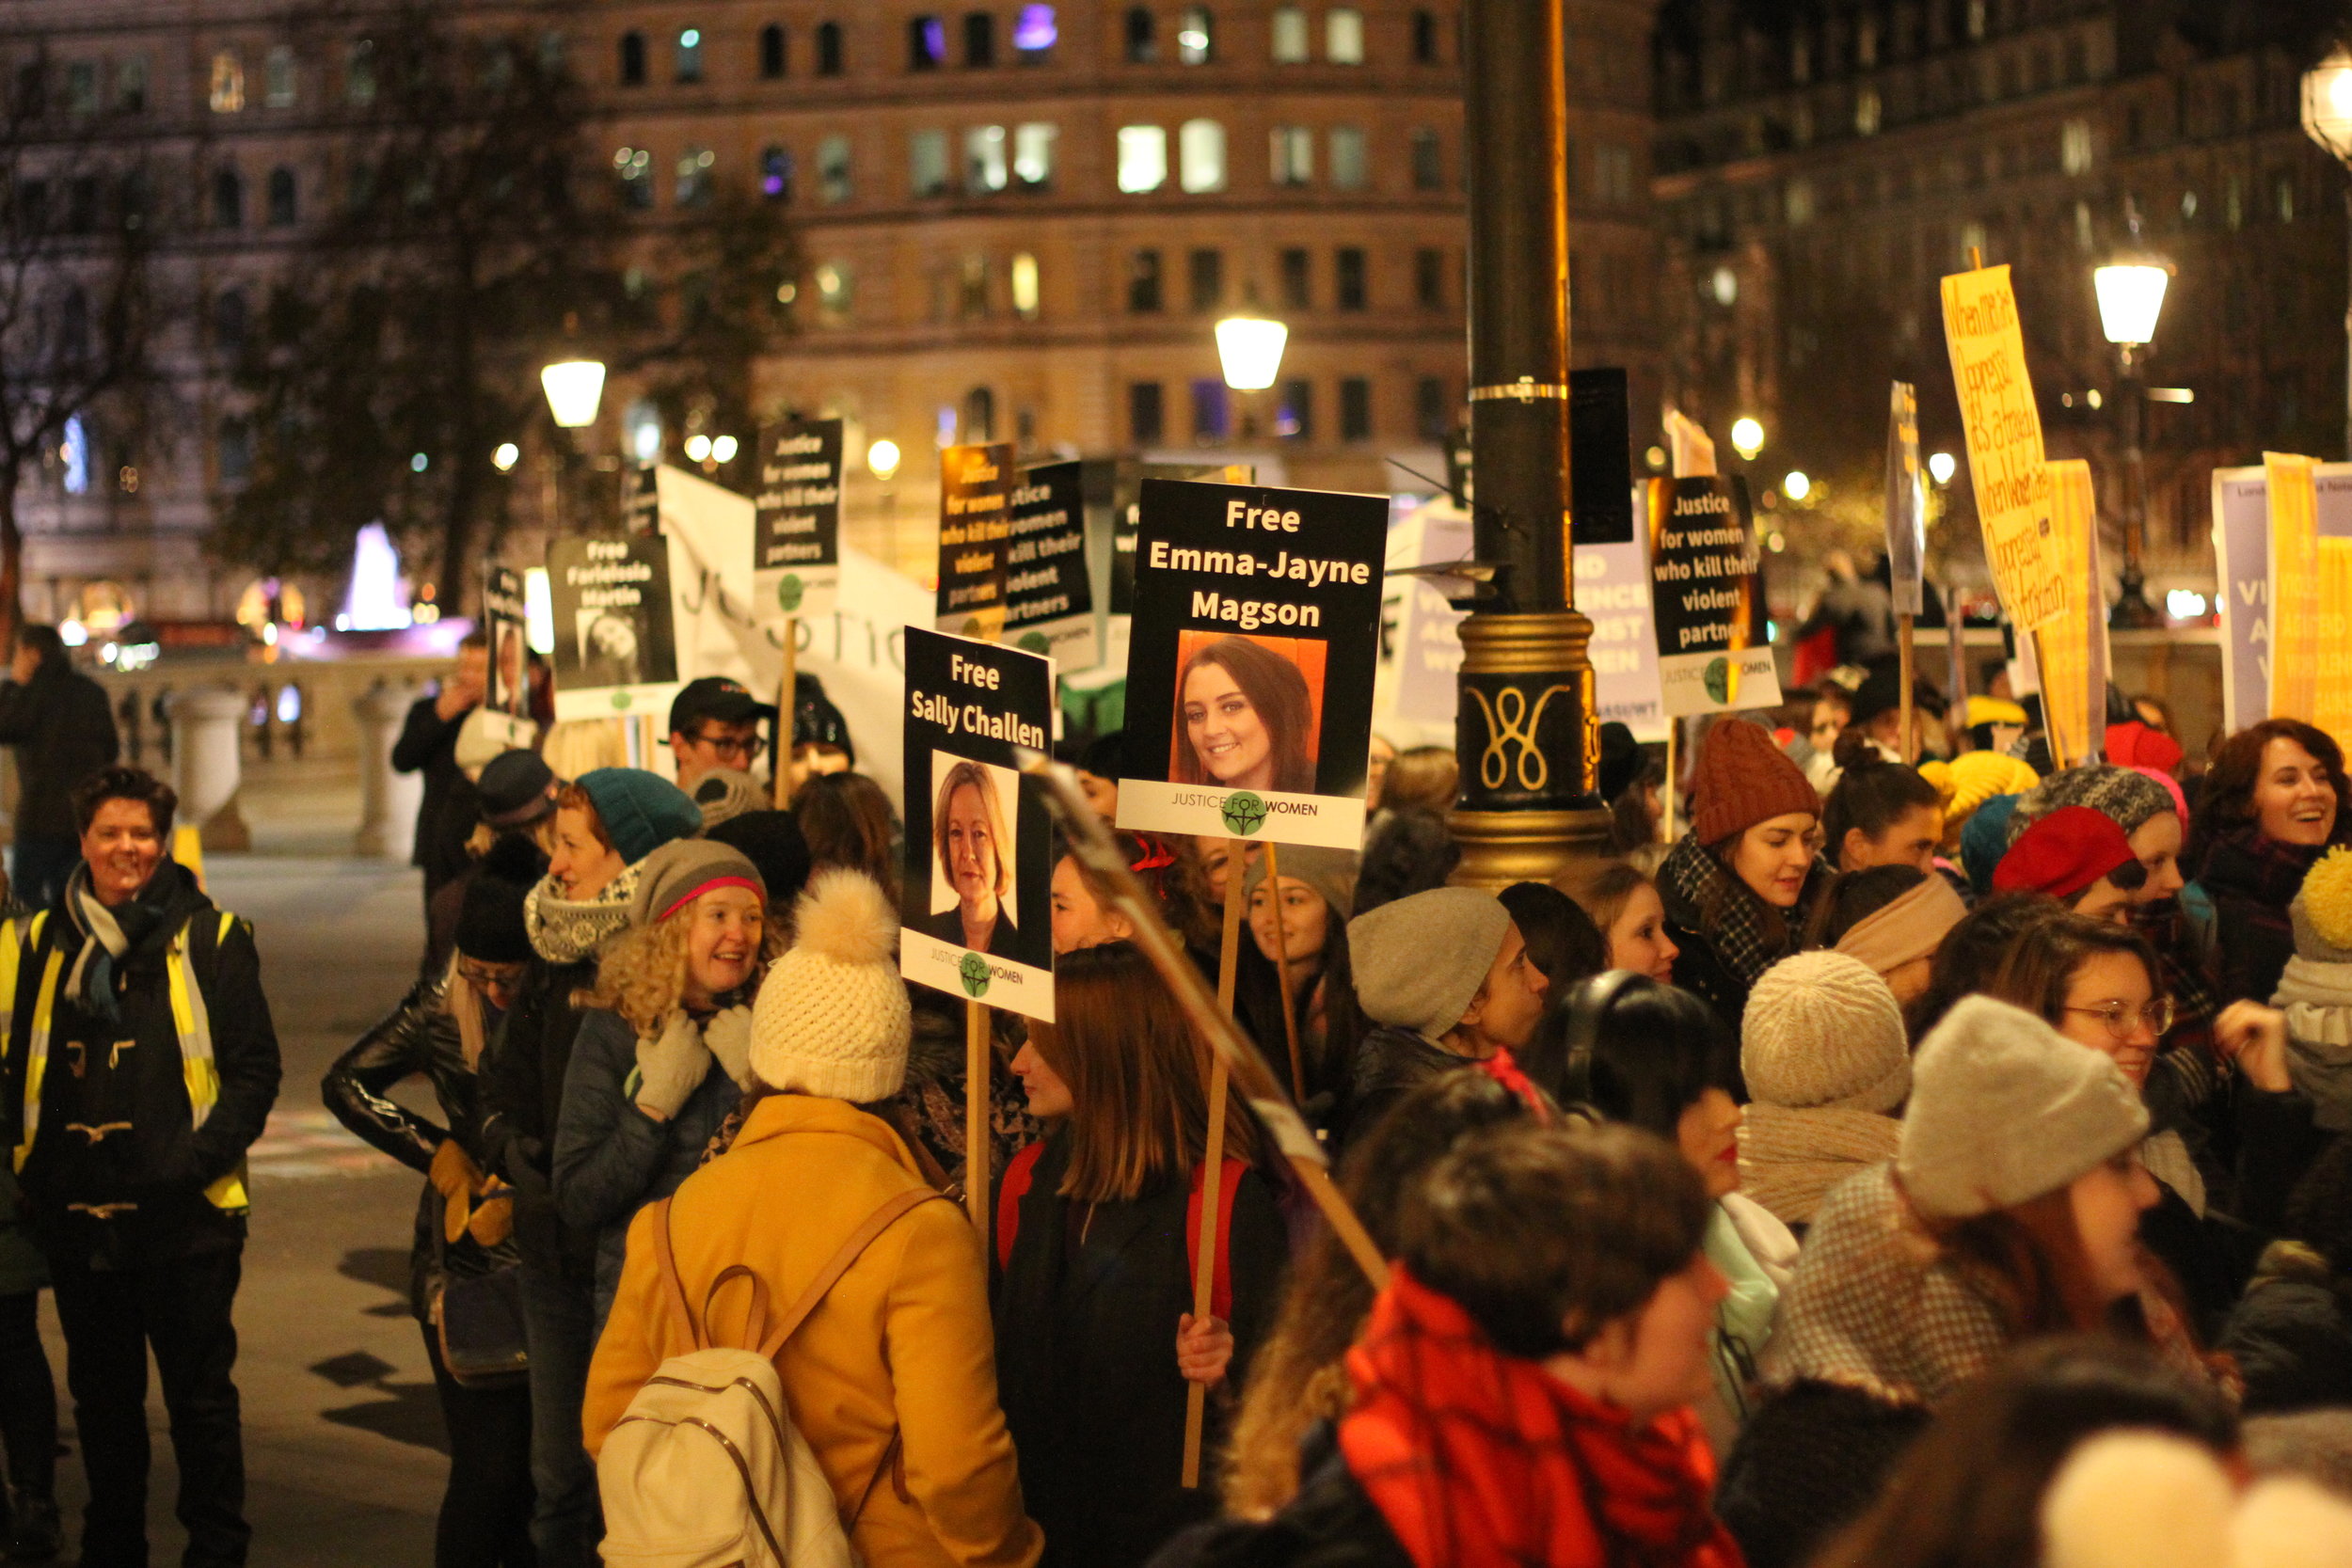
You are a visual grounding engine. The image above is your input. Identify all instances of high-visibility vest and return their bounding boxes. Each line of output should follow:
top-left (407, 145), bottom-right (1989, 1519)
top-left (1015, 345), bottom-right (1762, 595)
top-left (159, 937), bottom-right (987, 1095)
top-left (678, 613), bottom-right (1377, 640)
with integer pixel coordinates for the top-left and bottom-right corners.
top-left (8, 909), bottom-right (251, 1214)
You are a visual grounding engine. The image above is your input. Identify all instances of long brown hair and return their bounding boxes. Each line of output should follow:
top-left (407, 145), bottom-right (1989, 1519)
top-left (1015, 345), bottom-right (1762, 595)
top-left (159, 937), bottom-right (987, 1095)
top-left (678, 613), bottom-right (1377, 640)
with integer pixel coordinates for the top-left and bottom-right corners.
top-left (1173, 636), bottom-right (1315, 793)
top-left (1025, 942), bottom-right (1255, 1202)
top-left (1983, 911), bottom-right (2159, 1030)
top-left (2186, 717), bottom-right (2352, 873)
top-left (796, 770), bottom-right (897, 891)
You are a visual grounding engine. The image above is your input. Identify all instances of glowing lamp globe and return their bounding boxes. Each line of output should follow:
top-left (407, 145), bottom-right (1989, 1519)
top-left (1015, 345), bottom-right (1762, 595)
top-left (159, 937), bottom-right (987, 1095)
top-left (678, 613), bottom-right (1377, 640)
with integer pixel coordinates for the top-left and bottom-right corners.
top-left (1215, 314), bottom-right (1289, 391)
top-left (540, 359), bottom-right (607, 429)
top-left (2304, 46), bottom-right (2352, 164)
top-left (1730, 417), bottom-right (1765, 461)
top-left (2093, 260), bottom-right (2171, 348)
top-left (1928, 451), bottom-right (1957, 486)
top-left (867, 439), bottom-right (902, 482)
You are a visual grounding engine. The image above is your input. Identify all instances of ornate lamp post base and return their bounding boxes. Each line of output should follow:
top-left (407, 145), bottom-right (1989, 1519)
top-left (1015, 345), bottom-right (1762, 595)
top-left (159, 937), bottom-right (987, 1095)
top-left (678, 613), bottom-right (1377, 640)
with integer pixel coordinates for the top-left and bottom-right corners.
top-left (1445, 609), bottom-right (1613, 890)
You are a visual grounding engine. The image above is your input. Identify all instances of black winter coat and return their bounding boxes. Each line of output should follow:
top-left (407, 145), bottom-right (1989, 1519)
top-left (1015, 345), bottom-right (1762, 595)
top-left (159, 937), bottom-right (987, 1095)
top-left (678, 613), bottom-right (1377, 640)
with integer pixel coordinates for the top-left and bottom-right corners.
top-left (391, 692), bottom-right (480, 890)
top-left (478, 953), bottom-right (598, 1285)
top-left (993, 1131), bottom-right (1289, 1568)
top-left (1341, 1025), bottom-right (1469, 1152)
top-left (0, 660), bottom-right (119, 840)
top-left (1145, 1431), bottom-right (1411, 1568)
top-left (1714, 1380), bottom-right (1931, 1568)
top-left (320, 974), bottom-right (521, 1320)
top-left (8, 860), bottom-right (280, 1265)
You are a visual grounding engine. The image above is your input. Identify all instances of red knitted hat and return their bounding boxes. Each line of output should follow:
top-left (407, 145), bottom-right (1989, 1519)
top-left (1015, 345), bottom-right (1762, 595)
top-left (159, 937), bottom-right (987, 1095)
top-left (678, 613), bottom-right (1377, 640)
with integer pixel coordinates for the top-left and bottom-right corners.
top-left (1993, 805), bottom-right (2135, 900)
top-left (1691, 719), bottom-right (1820, 845)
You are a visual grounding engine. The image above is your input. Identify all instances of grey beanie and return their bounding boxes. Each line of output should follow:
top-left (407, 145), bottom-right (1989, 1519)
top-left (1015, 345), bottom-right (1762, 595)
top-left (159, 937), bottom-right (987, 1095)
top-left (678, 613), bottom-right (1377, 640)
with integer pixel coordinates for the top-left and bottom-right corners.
top-left (690, 767), bottom-right (763, 831)
top-left (1243, 845), bottom-right (1359, 921)
top-left (2009, 764), bottom-right (2174, 842)
top-left (1899, 994), bottom-right (2148, 1219)
top-left (628, 837), bottom-right (766, 927)
top-left (1742, 951), bottom-right (1911, 1114)
top-left (1347, 886), bottom-right (1512, 1041)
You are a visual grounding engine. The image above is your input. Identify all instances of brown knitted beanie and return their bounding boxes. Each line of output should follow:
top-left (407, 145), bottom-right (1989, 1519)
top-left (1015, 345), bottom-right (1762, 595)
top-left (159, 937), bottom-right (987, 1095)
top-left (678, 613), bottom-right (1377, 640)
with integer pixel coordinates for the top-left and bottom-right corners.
top-left (1691, 719), bottom-right (1820, 845)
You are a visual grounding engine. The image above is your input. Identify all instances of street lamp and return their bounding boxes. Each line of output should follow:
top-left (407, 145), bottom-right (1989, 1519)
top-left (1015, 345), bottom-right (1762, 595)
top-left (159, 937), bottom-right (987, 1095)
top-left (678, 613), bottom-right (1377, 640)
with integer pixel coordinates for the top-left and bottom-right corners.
top-left (2094, 251), bottom-right (2172, 628)
top-left (866, 439), bottom-right (902, 481)
top-left (1927, 451), bottom-right (1957, 486)
top-left (2304, 44), bottom-right (2352, 458)
top-left (1215, 313), bottom-right (1289, 390)
top-left (1730, 417), bottom-right (1765, 462)
top-left (539, 358), bottom-right (607, 429)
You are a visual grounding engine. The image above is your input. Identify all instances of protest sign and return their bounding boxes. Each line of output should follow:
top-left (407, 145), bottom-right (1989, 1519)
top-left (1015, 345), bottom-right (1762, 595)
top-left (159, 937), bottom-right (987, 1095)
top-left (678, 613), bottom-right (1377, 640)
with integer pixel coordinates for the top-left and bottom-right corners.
top-left (1118, 479), bottom-right (1387, 848)
top-left (2211, 467), bottom-right (2272, 735)
top-left (1571, 369), bottom-right (1635, 546)
top-left (1391, 500), bottom-right (1474, 728)
top-left (1885, 382), bottom-right (1926, 616)
top-left (2267, 451), bottom-right (2321, 724)
top-left (2035, 461), bottom-right (2098, 770)
top-left (899, 626), bottom-right (1056, 1022)
top-left (476, 564), bottom-right (537, 750)
top-left (1942, 265), bottom-right (2061, 630)
top-left (547, 534), bottom-right (680, 721)
top-left (2320, 541), bottom-right (2352, 750)
top-left (936, 442), bottom-right (1017, 641)
top-left (622, 463), bottom-right (660, 536)
top-left (752, 418), bottom-right (843, 622)
top-left (1644, 476), bottom-right (1781, 719)
top-left (1002, 460), bottom-right (1096, 667)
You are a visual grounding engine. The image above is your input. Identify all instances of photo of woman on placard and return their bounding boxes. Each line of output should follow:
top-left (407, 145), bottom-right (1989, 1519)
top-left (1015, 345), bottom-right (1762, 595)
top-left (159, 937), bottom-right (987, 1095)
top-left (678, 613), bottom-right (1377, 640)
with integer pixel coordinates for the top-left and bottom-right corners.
top-left (923, 755), bottom-right (1025, 958)
top-left (1171, 635), bottom-right (1320, 795)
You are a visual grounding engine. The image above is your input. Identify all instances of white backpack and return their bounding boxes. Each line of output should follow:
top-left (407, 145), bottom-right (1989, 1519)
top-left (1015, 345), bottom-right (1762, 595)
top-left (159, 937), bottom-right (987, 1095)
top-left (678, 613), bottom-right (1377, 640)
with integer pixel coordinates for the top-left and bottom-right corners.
top-left (598, 1188), bottom-right (943, 1568)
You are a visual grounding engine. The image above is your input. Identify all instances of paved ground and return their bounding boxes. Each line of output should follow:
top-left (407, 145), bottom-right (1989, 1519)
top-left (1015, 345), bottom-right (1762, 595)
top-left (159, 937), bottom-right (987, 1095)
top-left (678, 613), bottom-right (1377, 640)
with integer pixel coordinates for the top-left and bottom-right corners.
top-left (34, 782), bottom-right (455, 1566)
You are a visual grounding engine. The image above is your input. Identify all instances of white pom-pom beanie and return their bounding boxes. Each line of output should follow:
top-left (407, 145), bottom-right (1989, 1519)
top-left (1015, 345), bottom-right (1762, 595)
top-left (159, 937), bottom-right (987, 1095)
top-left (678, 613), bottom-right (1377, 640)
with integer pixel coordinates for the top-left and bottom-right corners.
top-left (751, 868), bottom-right (912, 1103)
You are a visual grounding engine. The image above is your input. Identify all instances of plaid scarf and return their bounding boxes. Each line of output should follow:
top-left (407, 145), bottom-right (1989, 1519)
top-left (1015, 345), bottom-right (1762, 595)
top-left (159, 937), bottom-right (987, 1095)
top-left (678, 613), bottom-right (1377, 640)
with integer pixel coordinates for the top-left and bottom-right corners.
top-left (1340, 1266), bottom-right (1741, 1568)
top-left (1659, 832), bottom-right (1810, 989)
top-left (522, 863), bottom-right (643, 965)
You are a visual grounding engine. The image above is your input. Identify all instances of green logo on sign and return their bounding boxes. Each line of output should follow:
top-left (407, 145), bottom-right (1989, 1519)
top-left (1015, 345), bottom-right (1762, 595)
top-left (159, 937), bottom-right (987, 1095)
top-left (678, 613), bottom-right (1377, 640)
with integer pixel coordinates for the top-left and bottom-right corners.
top-left (958, 950), bottom-right (991, 998)
top-left (1016, 630), bottom-right (1050, 655)
top-left (776, 575), bottom-right (804, 613)
top-left (1702, 657), bottom-right (1733, 705)
top-left (961, 617), bottom-right (986, 638)
top-left (610, 690), bottom-right (633, 711)
top-left (1220, 791), bottom-right (1268, 836)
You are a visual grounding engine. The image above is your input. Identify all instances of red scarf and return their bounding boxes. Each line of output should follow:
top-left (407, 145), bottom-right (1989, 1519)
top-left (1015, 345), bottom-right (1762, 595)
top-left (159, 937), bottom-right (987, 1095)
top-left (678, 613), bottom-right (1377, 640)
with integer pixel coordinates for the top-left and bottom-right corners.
top-left (1340, 1267), bottom-right (1744, 1568)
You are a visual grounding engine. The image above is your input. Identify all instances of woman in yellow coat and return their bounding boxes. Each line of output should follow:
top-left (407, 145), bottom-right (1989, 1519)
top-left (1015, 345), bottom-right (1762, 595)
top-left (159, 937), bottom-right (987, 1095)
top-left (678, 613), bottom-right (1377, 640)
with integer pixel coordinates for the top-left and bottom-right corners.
top-left (582, 868), bottom-right (1042, 1568)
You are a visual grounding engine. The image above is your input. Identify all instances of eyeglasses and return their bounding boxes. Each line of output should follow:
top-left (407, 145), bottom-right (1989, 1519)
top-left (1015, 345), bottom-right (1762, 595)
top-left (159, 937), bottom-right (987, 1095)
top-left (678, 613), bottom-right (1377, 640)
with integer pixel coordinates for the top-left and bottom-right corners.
top-left (2064, 997), bottom-right (2175, 1041)
top-left (690, 730), bottom-right (765, 761)
top-left (457, 960), bottom-right (526, 991)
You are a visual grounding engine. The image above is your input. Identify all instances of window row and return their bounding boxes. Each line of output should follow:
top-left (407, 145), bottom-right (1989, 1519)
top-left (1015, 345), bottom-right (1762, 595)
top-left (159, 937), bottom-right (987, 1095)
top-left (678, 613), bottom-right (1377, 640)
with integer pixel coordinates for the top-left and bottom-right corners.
top-left (620, 20), bottom-right (851, 84)
top-left (1122, 6), bottom-right (1444, 66)
top-left (207, 165), bottom-right (302, 229)
top-left (36, 55), bottom-right (151, 117)
top-left (1119, 122), bottom-right (1445, 195)
top-left (911, 124), bottom-right (1059, 197)
top-left (1126, 245), bottom-right (1449, 313)
top-left (1129, 372), bottom-right (1451, 445)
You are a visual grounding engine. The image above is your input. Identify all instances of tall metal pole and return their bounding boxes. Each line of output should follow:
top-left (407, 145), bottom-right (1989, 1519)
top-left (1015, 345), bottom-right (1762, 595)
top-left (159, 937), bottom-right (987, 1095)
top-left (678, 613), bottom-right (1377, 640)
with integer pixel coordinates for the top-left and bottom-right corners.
top-left (2111, 344), bottom-right (2160, 628)
top-left (1448, 0), bottom-right (1611, 888)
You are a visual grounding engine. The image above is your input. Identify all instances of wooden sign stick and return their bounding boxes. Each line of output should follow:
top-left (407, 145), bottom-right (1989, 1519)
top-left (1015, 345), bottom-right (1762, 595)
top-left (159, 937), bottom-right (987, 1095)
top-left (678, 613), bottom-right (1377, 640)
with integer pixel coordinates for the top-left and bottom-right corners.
top-left (1898, 611), bottom-right (1917, 765)
top-left (1263, 843), bottom-right (1308, 1103)
top-left (771, 616), bottom-right (799, 809)
top-left (965, 999), bottom-right (991, 1243)
top-left (1182, 838), bottom-right (1248, 1491)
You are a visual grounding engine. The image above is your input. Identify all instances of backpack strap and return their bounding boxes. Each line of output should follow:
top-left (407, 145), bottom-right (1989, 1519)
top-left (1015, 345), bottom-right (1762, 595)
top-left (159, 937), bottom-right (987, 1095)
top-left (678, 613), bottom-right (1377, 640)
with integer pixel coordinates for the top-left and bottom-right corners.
top-left (755, 1187), bottom-right (944, 1362)
top-left (702, 1264), bottom-right (776, 1351)
top-left (650, 1198), bottom-right (708, 1353)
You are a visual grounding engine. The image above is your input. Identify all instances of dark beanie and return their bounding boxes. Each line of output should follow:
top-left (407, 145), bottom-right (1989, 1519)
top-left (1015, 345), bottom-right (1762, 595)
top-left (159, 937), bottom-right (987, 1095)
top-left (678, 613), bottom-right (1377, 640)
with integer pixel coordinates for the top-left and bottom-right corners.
top-left (1597, 722), bottom-right (1642, 803)
top-left (792, 673), bottom-right (855, 765)
top-left (455, 868), bottom-right (532, 963)
top-left (707, 809), bottom-right (815, 912)
top-left (573, 768), bottom-right (701, 864)
top-left (1691, 719), bottom-right (1820, 845)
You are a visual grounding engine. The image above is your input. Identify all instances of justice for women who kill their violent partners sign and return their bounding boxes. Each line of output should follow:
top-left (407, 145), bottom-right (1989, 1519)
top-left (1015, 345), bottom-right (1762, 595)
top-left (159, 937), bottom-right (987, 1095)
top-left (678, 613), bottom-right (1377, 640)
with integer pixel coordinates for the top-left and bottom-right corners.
top-left (899, 626), bottom-right (1057, 1022)
top-left (1117, 478), bottom-right (1389, 849)
top-left (1645, 476), bottom-right (1782, 718)
top-left (752, 416), bottom-right (843, 622)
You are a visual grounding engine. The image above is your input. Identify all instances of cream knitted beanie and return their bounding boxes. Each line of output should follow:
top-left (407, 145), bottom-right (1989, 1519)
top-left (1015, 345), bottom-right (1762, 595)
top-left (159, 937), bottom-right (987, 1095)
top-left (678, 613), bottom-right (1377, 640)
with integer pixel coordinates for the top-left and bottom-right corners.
top-left (750, 869), bottom-right (911, 1102)
top-left (1741, 951), bottom-right (1911, 1114)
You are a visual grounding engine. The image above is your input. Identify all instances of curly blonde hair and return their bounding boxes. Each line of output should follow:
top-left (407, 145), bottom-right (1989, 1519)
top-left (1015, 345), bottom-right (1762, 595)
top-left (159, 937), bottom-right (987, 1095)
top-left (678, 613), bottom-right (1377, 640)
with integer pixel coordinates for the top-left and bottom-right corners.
top-left (577, 895), bottom-right (785, 1036)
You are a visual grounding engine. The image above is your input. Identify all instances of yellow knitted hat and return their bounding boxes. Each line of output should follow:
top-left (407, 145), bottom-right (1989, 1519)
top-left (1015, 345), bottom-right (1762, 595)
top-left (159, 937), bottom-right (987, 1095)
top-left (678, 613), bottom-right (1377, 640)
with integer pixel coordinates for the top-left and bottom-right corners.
top-left (2295, 846), bottom-right (2352, 958)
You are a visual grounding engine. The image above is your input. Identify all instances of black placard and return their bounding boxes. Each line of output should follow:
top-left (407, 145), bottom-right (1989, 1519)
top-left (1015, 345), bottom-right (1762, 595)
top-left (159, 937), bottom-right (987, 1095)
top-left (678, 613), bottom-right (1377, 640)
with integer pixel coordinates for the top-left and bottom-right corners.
top-left (547, 533), bottom-right (679, 719)
top-left (482, 564), bottom-right (531, 720)
top-left (622, 463), bottom-right (660, 536)
top-left (1570, 368), bottom-right (1635, 546)
top-left (1001, 460), bottom-right (1095, 665)
top-left (1116, 479), bottom-right (1387, 848)
top-left (935, 442), bottom-right (1017, 641)
top-left (899, 626), bottom-right (1057, 1020)
top-left (754, 417), bottom-right (844, 619)
top-left (1645, 476), bottom-right (1782, 717)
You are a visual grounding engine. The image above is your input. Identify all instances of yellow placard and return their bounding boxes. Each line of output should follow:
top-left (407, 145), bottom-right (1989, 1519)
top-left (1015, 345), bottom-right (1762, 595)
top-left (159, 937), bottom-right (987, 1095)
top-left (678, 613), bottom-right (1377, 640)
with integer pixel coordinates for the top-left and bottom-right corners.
top-left (2037, 461), bottom-right (2096, 771)
top-left (2317, 539), bottom-right (2352, 751)
top-left (1941, 265), bottom-right (2062, 630)
top-left (2266, 451), bottom-right (2321, 722)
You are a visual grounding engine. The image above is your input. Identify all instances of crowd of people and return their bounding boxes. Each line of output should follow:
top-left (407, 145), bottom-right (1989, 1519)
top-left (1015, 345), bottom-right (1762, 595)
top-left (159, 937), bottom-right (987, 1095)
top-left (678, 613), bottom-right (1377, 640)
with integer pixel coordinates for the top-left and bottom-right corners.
top-left (10, 620), bottom-right (2352, 1565)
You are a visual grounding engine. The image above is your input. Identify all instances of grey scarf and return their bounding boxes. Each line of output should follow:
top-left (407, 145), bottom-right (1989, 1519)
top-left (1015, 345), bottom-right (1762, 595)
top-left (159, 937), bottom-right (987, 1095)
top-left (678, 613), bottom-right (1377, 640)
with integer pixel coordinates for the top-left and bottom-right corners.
top-left (523, 863), bottom-right (643, 965)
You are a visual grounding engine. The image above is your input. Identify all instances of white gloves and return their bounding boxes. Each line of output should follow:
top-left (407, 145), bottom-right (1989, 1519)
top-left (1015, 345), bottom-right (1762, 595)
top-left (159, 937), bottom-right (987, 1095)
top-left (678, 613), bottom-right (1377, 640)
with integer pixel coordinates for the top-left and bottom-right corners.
top-left (635, 1011), bottom-right (712, 1120)
top-left (704, 1006), bottom-right (755, 1091)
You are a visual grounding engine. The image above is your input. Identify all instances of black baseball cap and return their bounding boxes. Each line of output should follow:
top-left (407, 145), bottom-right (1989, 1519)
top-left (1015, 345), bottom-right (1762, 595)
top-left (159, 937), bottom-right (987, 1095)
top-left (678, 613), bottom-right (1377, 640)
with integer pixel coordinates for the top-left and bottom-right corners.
top-left (668, 676), bottom-right (779, 735)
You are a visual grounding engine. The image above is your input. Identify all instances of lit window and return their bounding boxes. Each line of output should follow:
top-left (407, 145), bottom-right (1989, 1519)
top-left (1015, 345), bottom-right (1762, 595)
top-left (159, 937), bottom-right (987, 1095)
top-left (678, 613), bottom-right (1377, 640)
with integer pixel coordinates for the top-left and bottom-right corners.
top-left (819, 135), bottom-right (851, 202)
top-left (614, 146), bottom-right (653, 208)
top-left (762, 146), bottom-right (794, 201)
top-left (1013, 122), bottom-right (1057, 187)
top-left (1328, 126), bottom-right (1367, 190)
top-left (265, 44), bottom-right (294, 106)
top-left (2061, 118), bottom-right (2092, 175)
top-left (1784, 178), bottom-right (1814, 226)
top-left (1854, 87), bottom-right (1881, 135)
top-left (815, 261), bottom-right (854, 323)
top-left (910, 15), bottom-right (946, 70)
top-left (1178, 6), bottom-right (1212, 64)
top-left (1014, 7), bottom-right (1058, 60)
top-left (912, 129), bottom-right (950, 197)
top-left (1326, 8), bottom-right (1364, 63)
top-left (345, 40), bottom-right (374, 104)
top-left (1179, 119), bottom-right (1226, 193)
top-left (966, 125), bottom-right (1008, 193)
top-left (676, 27), bottom-right (703, 83)
top-left (626, 400), bottom-right (663, 461)
top-left (1011, 252), bottom-right (1041, 318)
top-left (1118, 125), bottom-right (1168, 193)
top-left (1270, 126), bottom-right (1311, 185)
top-left (1271, 5), bottom-right (1308, 62)
top-left (62, 415), bottom-right (89, 494)
top-left (959, 257), bottom-right (992, 319)
top-left (210, 50), bottom-right (245, 112)
top-left (676, 146), bottom-right (714, 205)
